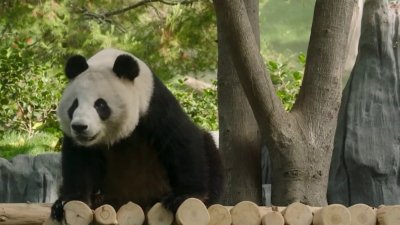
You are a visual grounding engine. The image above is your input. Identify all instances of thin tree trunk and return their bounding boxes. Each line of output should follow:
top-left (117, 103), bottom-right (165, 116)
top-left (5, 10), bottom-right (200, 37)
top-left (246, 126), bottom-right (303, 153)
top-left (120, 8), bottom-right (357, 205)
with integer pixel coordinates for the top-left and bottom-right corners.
top-left (217, 0), bottom-right (262, 205)
top-left (214, 0), bottom-right (355, 205)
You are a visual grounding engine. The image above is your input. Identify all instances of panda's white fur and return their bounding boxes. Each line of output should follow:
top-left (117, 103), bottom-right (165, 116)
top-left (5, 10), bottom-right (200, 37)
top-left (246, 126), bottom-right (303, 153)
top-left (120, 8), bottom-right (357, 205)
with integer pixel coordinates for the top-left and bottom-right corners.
top-left (57, 48), bottom-right (154, 146)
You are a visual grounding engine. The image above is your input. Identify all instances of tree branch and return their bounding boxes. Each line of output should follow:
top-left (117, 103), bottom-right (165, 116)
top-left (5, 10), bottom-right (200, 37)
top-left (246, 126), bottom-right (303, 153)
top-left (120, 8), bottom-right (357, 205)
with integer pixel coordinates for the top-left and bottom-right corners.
top-left (80, 8), bottom-right (113, 24)
top-left (291, 0), bottom-right (355, 136)
top-left (78, 0), bottom-right (196, 31)
top-left (104, 0), bottom-right (196, 17)
top-left (104, 0), bottom-right (158, 17)
top-left (213, 0), bottom-right (288, 138)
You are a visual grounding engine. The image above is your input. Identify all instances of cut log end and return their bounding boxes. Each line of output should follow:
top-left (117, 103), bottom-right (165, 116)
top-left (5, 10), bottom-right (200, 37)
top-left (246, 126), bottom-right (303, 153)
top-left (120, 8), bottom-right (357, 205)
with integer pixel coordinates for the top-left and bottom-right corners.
top-left (63, 201), bottom-right (93, 225)
top-left (147, 202), bottom-right (173, 225)
top-left (116, 202), bottom-right (145, 225)
top-left (312, 204), bottom-right (351, 225)
top-left (261, 211), bottom-right (284, 225)
top-left (230, 201), bottom-right (261, 225)
top-left (176, 198), bottom-right (210, 225)
top-left (207, 204), bottom-right (232, 225)
top-left (377, 205), bottom-right (400, 225)
top-left (94, 204), bottom-right (117, 225)
top-left (348, 203), bottom-right (376, 225)
top-left (282, 202), bottom-right (313, 225)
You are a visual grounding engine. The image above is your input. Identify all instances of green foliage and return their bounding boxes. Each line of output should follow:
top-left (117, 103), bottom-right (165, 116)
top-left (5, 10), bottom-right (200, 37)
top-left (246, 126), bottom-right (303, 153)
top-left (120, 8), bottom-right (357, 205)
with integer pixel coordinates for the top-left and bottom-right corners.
top-left (159, 3), bottom-right (217, 76)
top-left (0, 132), bottom-right (60, 160)
top-left (0, 0), bottom-right (305, 159)
top-left (167, 79), bottom-right (218, 131)
top-left (0, 0), bottom-right (217, 139)
top-left (0, 36), bottom-right (65, 136)
top-left (267, 53), bottom-right (305, 111)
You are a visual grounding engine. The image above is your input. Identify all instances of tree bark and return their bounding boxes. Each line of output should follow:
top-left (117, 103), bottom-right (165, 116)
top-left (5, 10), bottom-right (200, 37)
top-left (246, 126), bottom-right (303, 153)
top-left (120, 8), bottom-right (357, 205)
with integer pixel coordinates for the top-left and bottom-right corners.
top-left (216, 0), bottom-right (262, 205)
top-left (328, 0), bottom-right (400, 207)
top-left (214, 0), bottom-right (355, 205)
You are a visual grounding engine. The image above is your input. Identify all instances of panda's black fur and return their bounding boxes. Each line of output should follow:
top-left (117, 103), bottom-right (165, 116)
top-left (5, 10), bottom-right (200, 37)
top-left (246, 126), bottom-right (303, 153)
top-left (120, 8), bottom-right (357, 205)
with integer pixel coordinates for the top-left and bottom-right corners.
top-left (51, 49), bottom-right (224, 221)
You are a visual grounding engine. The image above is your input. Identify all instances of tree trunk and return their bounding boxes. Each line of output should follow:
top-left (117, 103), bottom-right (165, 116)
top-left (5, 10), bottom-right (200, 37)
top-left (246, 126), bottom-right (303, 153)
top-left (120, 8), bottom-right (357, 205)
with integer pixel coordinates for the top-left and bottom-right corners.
top-left (216, 0), bottom-right (262, 205)
top-left (344, 0), bottom-right (364, 77)
top-left (214, 0), bottom-right (355, 206)
top-left (328, 0), bottom-right (400, 207)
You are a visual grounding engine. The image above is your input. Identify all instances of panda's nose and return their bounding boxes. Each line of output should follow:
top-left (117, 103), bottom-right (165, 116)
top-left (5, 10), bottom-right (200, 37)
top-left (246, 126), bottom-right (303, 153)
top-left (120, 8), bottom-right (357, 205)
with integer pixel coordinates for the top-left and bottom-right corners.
top-left (72, 124), bottom-right (88, 133)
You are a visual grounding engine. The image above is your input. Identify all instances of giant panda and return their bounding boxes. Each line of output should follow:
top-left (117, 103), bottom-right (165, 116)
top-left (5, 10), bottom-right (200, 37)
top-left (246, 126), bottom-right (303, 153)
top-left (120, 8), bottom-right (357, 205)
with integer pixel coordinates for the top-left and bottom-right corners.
top-left (51, 48), bottom-right (224, 221)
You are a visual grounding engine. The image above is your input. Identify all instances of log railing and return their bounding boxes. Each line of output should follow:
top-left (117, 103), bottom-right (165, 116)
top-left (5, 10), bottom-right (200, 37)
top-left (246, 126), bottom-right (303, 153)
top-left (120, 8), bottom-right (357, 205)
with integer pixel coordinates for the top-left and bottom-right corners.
top-left (0, 199), bottom-right (399, 225)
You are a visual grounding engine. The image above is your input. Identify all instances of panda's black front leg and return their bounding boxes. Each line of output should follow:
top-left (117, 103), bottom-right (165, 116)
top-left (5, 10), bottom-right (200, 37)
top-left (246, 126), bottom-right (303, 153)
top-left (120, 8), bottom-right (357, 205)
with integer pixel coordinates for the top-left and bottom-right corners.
top-left (51, 137), bottom-right (105, 221)
top-left (160, 142), bottom-right (209, 212)
top-left (51, 199), bottom-right (64, 221)
top-left (51, 180), bottom-right (96, 221)
top-left (161, 193), bottom-right (192, 212)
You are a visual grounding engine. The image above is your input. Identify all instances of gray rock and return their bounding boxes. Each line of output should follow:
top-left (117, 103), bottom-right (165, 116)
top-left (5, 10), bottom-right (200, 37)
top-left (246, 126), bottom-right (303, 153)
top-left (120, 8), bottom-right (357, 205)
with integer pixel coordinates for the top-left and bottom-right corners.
top-left (328, 0), bottom-right (400, 206)
top-left (0, 153), bottom-right (61, 203)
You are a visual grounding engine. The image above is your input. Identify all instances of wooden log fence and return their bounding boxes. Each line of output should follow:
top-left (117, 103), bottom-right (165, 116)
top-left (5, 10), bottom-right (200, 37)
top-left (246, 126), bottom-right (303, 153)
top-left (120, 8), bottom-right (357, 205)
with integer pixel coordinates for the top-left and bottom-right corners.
top-left (1, 199), bottom-right (400, 225)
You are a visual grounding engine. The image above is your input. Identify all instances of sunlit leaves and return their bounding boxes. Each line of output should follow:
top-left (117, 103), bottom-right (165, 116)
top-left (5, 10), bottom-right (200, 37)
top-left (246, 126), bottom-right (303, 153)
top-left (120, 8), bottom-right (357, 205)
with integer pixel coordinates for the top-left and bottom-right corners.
top-left (267, 53), bottom-right (305, 111)
top-left (167, 79), bottom-right (218, 131)
top-left (0, 38), bottom-right (65, 136)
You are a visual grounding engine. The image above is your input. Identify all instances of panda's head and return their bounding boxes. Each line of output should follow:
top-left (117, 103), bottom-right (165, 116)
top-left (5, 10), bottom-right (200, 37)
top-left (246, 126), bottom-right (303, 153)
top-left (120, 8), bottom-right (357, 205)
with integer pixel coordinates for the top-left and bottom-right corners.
top-left (57, 48), bottom-right (153, 147)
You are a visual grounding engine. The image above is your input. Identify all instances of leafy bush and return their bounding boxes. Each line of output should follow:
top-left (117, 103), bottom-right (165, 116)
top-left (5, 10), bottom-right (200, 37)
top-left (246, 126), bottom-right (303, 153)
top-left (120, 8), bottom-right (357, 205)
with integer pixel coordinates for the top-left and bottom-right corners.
top-left (267, 53), bottom-right (305, 111)
top-left (0, 0), bottom-right (217, 137)
top-left (167, 79), bottom-right (218, 131)
top-left (0, 36), bottom-right (65, 136)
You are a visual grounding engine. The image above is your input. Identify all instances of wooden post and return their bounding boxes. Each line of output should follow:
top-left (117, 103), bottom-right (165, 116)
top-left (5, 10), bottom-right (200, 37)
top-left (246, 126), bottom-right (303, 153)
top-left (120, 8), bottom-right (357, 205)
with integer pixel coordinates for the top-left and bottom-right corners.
top-left (94, 204), bottom-right (117, 225)
top-left (63, 201), bottom-right (93, 225)
top-left (175, 198), bottom-right (210, 225)
top-left (207, 204), bottom-right (232, 225)
top-left (116, 202), bottom-right (145, 225)
top-left (377, 205), bottom-right (400, 225)
top-left (261, 211), bottom-right (284, 225)
top-left (313, 204), bottom-right (351, 225)
top-left (281, 202), bottom-right (312, 225)
top-left (0, 203), bottom-right (51, 225)
top-left (230, 201), bottom-right (261, 225)
top-left (348, 204), bottom-right (376, 225)
top-left (147, 202), bottom-right (173, 225)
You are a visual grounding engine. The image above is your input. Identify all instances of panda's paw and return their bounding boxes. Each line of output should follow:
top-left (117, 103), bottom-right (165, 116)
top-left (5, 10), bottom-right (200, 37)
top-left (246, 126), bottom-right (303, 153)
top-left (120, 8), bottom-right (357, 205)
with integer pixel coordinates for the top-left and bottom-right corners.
top-left (51, 199), bottom-right (64, 221)
top-left (161, 193), bottom-right (188, 213)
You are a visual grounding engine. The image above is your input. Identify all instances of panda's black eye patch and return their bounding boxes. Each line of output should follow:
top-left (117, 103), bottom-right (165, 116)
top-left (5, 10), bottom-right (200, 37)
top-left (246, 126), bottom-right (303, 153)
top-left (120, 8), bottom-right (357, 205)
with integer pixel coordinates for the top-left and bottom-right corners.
top-left (94, 98), bottom-right (111, 120)
top-left (68, 99), bottom-right (78, 119)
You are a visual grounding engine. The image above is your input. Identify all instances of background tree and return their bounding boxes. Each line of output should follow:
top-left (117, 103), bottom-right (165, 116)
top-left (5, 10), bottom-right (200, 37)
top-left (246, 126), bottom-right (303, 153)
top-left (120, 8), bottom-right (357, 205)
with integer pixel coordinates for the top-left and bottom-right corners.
top-left (329, 0), bottom-right (400, 207)
top-left (214, 0), bottom-right (356, 205)
top-left (217, 0), bottom-right (262, 205)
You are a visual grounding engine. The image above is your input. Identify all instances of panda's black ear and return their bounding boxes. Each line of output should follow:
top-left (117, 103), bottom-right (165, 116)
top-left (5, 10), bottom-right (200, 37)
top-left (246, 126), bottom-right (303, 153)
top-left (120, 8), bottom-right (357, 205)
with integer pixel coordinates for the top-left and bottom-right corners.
top-left (113, 54), bottom-right (140, 81)
top-left (65, 55), bottom-right (89, 80)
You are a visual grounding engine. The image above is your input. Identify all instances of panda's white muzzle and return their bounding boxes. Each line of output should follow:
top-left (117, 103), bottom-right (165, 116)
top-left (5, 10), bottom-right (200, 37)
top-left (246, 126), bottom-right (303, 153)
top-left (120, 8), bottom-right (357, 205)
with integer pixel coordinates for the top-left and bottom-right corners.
top-left (70, 105), bottom-right (103, 146)
top-left (71, 123), bottom-right (88, 134)
top-left (70, 121), bottom-right (98, 144)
